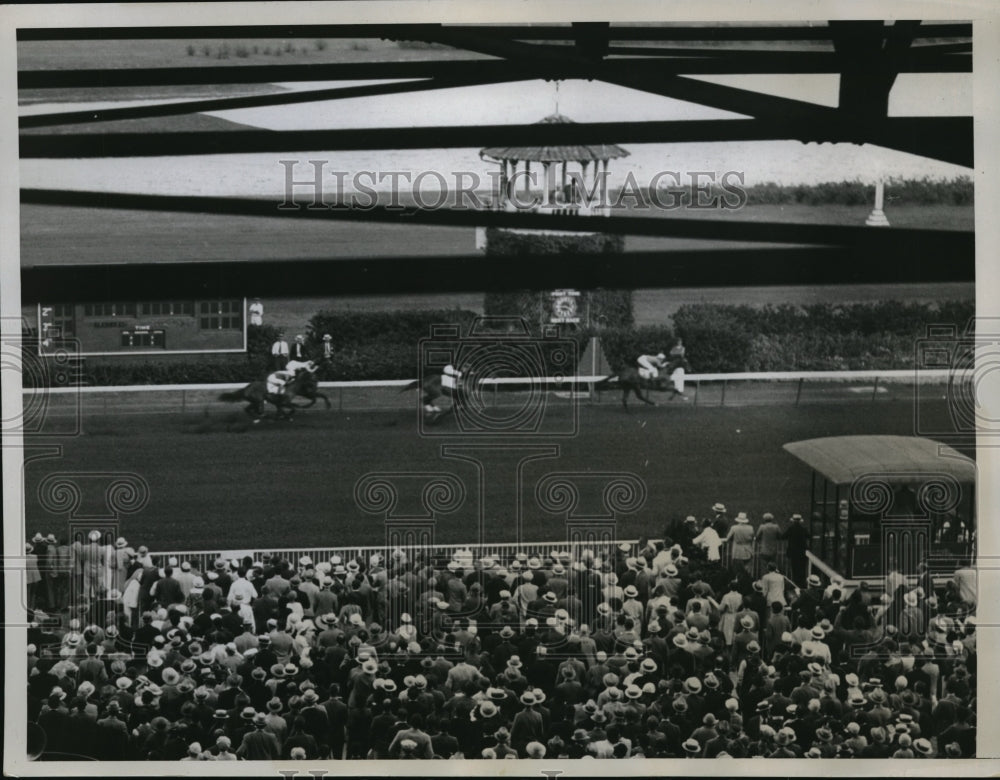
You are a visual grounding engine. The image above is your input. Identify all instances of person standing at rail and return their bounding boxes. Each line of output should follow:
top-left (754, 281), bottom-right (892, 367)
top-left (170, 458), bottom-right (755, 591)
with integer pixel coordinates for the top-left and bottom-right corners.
top-left (289, 334), bottom-right (308, 363)
top-left (754, 513), bottom-right (782, 577)
top-left (724, 512), bottom-right (756, 573)
top-left (780, 514), bottom-right (811, 586)
top-left (271, 333), bottom-right (289, 370)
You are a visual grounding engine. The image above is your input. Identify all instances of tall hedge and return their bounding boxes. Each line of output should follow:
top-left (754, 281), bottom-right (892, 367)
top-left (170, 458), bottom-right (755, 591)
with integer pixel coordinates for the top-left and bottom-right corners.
top-left (306, 309), bottom-right (479, 380)
top-left (484, 227), bottom-right (625, 256)
top-left (670, 300), bottom-right (975, 372)
top-left (41, 299), bottom-right (975, 386)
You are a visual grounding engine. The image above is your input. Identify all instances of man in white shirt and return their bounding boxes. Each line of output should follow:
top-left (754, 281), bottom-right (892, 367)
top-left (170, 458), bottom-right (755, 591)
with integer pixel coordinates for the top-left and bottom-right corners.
top-left (953, 560), bottom-right (977, 607)
top-left (692, 520), bottom-right (723, 564)
top-left (249, 298), bottom-right (264, 326)
top-left (270, 333), bottom-right (289, 370)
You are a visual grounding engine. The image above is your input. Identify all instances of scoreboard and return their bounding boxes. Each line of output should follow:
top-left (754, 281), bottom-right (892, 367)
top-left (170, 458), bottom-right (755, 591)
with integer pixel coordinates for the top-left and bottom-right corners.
top-left (37, 299), bottom-right (247, 356)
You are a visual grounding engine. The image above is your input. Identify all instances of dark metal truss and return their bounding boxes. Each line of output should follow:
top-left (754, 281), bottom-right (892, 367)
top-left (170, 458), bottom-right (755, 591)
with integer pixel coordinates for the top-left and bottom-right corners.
top-left (17, 20), bottom-right (974, 295)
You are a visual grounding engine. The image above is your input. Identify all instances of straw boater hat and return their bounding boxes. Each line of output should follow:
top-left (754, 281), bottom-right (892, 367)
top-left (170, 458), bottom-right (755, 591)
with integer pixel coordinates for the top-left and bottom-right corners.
top-left (735, 512), bottom-right (749, 523)
top-left (684, 677), bottom-right (702, 694)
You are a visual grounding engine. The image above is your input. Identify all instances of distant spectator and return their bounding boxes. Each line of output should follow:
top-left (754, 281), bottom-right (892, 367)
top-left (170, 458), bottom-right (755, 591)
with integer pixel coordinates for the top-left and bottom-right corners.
top-left (269, 332), bottom-right (290, 370)
top-left (248, 298), bottom-right (264, 326)
top-left (780, 514), bottom-right (810, 586)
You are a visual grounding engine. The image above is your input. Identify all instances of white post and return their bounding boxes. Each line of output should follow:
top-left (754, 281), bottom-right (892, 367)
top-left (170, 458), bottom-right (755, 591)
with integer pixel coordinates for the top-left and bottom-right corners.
top-left (865, 178), bottom-right (890, 226)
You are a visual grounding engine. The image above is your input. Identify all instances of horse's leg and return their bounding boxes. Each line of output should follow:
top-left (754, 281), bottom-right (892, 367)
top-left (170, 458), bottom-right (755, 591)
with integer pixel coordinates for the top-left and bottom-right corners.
top-left (316, 392), bottom-right (332, 410)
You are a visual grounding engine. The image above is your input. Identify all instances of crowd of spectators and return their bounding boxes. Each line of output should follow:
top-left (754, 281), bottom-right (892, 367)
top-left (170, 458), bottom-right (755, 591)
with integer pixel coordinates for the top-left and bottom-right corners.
top-left (24, 512), bottom-right (977, 761)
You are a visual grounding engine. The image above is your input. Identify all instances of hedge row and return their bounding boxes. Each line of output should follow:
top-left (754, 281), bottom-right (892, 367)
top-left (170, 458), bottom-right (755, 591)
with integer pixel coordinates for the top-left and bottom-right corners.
top-left (34, 300), bottom-right (975, 386)
top-left (740, 177), bottom-right (973, 207)
top-left (663, 301), bottom-right (975, 373)
top-left (484, 228), bottom-right (625, 256)
top-left (629, 177), bottom-right (974, 208)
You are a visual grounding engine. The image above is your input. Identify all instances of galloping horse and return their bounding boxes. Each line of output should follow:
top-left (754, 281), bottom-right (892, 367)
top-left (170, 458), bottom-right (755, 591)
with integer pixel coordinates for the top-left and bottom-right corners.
top-left (219, 368), bottom-right (331, 422)
top-left (401, 367), bottom-right (481, 425)
top-left (596, 357), bottom-right (691, 410)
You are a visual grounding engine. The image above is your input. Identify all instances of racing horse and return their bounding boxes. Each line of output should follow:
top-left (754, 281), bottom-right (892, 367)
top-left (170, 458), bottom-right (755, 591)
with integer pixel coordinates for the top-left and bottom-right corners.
top-left (219, 368), bottom-right (331, 422)
top-left (596, 357), bottom-right (691, 410)
top-left (400, 367), bottom-right (481, 425)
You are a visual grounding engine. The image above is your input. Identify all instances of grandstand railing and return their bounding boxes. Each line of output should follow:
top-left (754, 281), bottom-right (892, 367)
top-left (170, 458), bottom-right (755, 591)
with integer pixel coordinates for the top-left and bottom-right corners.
top-left (147, 537), bottom-right (790, 579)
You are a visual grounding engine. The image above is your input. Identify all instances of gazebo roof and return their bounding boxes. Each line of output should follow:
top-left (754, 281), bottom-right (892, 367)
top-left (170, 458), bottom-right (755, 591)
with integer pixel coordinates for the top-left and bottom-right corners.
top-left (480, 113), bottom-right (630, 163)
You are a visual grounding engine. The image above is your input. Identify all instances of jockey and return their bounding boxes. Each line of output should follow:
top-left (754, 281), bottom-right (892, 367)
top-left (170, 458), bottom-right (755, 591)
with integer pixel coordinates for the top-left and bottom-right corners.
top-left (637, 352), bottom-right (667, 380)
top-left (266, 369), bottom-right (294, 396)
top-left (286, 359), bottom-right (318, 375)
top-left (667, 339), bottom-right (690, 400)
top-left (441, 364), bottom-right (462, 395)
top-left (425, 364), bottom-right (462, 415)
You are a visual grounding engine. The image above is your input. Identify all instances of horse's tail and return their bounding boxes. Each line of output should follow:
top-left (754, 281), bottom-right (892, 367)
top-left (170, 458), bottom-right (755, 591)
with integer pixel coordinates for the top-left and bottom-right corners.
top-left (593, 373), bottom-right (619, 390)
top-left (218, 388), bottom-right (245, 402)
top-left (400, 379), bottom-right (421, 393)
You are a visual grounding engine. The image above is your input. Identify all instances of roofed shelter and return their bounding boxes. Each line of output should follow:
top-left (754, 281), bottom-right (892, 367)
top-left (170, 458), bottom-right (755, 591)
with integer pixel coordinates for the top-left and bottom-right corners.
top-left (480, 113), bottom-right (629, 216)
top-left (783, 436), bottom-right (975, 579)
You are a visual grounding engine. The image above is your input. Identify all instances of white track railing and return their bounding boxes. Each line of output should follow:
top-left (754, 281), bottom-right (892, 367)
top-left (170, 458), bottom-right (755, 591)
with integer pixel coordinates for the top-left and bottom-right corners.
top-left (23, 368), bottom-right (952, 395)
top-left (21, 369), bottom-right (954, 412)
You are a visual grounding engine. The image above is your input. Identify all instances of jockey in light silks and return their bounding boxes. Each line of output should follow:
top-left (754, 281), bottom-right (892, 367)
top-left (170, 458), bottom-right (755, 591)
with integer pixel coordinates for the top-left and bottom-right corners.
top-left (285, 359), bottom-right (317, 375)
top-left (427, 364), bottom-right (462, 414)
top-left (637, 352), bottom-right (667, 380)
top-left (267, 369), bottom-right (294, 397)
top-left (267, 360), bottom-right (317, 395)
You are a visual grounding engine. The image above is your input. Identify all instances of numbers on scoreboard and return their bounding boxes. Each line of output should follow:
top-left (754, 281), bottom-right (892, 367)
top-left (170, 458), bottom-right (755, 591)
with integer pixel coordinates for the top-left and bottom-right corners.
top-left (120, 329), bottom-right (166, 349)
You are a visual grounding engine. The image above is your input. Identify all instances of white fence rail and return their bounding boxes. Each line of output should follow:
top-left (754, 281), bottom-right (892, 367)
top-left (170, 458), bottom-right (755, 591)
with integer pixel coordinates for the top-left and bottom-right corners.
top-left (22, 369), bottom-right (955, 413)
top-left (24, 368), bottom-right (952, 395)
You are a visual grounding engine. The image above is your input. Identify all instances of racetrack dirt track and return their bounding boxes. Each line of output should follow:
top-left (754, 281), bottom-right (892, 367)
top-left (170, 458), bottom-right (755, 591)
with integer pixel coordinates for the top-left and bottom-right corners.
top-left (20, 392), bottom-right (970, 553)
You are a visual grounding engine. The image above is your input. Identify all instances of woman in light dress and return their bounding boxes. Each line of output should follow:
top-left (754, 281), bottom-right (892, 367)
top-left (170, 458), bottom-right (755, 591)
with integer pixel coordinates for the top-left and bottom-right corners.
top-left (717, 580), bottom-right (745, 650)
